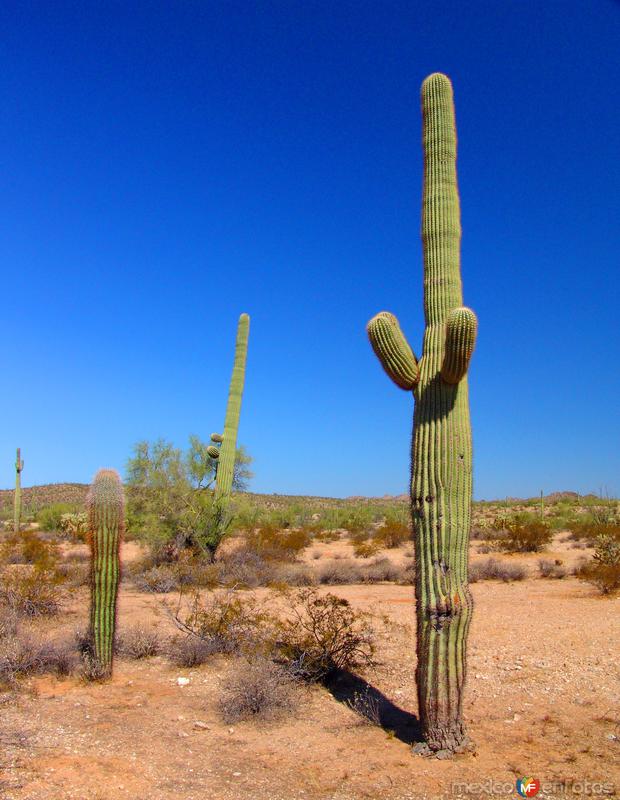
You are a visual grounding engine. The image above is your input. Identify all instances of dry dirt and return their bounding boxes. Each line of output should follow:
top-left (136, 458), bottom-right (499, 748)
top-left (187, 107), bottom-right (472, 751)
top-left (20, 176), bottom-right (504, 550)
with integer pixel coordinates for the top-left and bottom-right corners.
top-left (1, 536), bottom-right (619, 800)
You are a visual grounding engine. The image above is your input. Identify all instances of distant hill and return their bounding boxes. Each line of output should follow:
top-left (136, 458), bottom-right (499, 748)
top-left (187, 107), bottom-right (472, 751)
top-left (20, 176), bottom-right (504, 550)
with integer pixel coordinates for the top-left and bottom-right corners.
top-left (0, 483), bottom-right (611, 513)
top-left (0, 483), bottom-right (90, 511)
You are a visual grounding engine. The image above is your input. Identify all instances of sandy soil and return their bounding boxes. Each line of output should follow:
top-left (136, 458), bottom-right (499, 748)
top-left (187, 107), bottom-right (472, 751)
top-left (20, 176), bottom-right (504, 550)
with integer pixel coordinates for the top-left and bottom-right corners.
top-left (1, 539), bottom-right (619, 800)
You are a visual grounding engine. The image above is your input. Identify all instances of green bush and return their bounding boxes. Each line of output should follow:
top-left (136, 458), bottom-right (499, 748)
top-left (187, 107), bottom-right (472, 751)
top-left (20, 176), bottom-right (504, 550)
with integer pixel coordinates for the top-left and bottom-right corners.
top-left (578, 534), bottom-right (620, 595)
top-left (492, 513), bottom-right (553, 553)
top-left (36, 503), bottom-right (77, 532)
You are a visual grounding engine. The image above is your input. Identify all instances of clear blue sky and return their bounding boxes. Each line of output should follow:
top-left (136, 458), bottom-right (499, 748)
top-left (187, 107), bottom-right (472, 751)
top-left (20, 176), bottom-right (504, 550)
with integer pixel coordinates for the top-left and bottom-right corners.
top-left (2, 1), bottom-right (619, 499)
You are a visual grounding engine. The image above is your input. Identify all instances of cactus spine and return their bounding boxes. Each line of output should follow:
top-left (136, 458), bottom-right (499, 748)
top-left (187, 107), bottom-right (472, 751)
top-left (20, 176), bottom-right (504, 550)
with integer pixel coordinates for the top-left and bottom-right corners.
top-left (214, 313), bottom-right (250, 504)
top-left (86, 469), bottom-right (124, 678)
top-left (367, 73), bottom-right (477, 754)
top-left (14, 448), bottom-right (24, 534)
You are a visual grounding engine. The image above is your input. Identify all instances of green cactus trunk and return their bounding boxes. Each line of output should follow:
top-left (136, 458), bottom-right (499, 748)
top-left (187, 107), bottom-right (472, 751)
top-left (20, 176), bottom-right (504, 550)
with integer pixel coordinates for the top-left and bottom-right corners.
top-left (87, 469), bottom-right (124, 678)
top-left (367, 73), bottom-right (477, 754)
top-left (14, 448), bottom-right (23, 534)
top-left (214, 313), bottom-right (250, 504)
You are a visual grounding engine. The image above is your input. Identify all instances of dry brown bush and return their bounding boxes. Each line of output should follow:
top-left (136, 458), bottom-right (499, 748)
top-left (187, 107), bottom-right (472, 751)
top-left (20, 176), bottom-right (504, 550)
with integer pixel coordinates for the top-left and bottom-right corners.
top-left (244, 526), bottom-right (311, 562)
top-left (538, 559), bottom-right (567, 579)
top-left (373, 519), bottom-right (410, 549)
top-left (167, 635), bottom-right (220, 667)
top-left (469, 558), bottom-right (527, 583)
top-left (0, 631), bottom-right (77, 687)
top-left (274, 588), bottom-right (376, 682)
top-left (218, 656), bottom-right (300, 723)
top-left (168, 589), bottom-right (269, 656)
top-left (117, 626), bottom-right (162, 659)
top-left (0, 566), bottom-right (63, 617)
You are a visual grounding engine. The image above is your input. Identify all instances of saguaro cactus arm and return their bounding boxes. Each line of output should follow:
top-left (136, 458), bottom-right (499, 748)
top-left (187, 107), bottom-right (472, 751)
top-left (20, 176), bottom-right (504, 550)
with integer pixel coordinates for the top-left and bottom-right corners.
top-left (367, 311), bottom-right (419, 390)
top-left (441, 306), bottom-right (478, 384)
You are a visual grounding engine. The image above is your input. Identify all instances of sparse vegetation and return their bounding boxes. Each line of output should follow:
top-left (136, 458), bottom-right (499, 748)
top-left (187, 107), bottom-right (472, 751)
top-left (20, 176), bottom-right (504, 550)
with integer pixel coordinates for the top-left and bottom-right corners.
top-left (274, 588), bottom-right (376, 682)
top-left (538, 559), bottom-right (567, 579)
top-left (218, 656), bottom-right (300, 723)
top-left (491, 514), bottom-right (553, 553)
top-left (469, 557), bottom-right (528, 583)
top-left (578, 534), bottom-right (620, 595)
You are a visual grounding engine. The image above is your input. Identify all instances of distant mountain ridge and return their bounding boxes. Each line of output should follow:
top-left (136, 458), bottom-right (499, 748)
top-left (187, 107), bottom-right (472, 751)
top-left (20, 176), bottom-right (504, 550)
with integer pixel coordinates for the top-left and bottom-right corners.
top-left (0, 483), bottom-right (603, 512)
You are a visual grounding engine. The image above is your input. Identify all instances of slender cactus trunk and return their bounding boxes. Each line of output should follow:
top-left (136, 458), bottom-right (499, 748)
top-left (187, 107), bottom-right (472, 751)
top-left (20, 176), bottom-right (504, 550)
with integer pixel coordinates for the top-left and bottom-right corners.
top-left (367, 74), bottom-right (477, 754)
top-left (14, 448), bottom-right (23, 534)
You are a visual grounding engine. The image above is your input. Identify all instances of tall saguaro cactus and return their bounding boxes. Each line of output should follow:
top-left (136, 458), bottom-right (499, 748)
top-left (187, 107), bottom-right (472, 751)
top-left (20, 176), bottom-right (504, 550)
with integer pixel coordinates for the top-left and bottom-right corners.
top-left (214, 313), bottom-right (250, 504)
top-left (14, 448), bottom-right (24, 534)
top-left (86, 469), bottom-right (124, 678)
top-left (366, 73), bottom-right (477, 754)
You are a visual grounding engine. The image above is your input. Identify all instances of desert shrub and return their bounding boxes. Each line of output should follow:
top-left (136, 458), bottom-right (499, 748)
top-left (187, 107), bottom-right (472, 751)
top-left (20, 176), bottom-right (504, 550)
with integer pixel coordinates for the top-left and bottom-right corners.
top-left (0, 530), bottom-right (59, 571)
top-left (341, 509), bottom-right (373, 537)
top-left (353, 539), bottom-right (381, 559)
top-left (275, 588), bottom-right (376, 682)
top-left (360, 557), bottom-right (403, 584)
top-left (271, 564), bottom-right (317, 587)
top-left (374, 519), bottom-right (410, 549)
top-left (345, 687), bottom-right (381, 727)
top-left (132, 565), bottom-right (180, 594)
top-left (80, 653), bottom-right (111, 682)
top-left (538, 559), bottom-right (567, 579)
top-left (317, 559), bottom-right (364, 585)
top-left (59, 512), bottom-right (88, 541)
top-left (216, 548), bottom-right (275, 588)
top-left (470, 523), bottom-right (496, 541)
top-left (491, 514), bottom-right (553, 553)
top-left (0, 605), bottom-right (19, 640)
top-left (218, 656), bottom-right (300, 723)
top-left (167, 634), bottom-right (219, 667)
top-left (469, 558), bottom-right (527, 583)
top-left (0, 632), bottom-right (77, 686)
top-left (117, 626), bottom-right (162, 659)
top-left (169, 589), bottom-right (268, 656)
top-left (0, 566), bottom-right (63, 617)
top-left (55, 560), bottom-right (90, 588)
top-left (244, 526), bottom-right (311, 562)
top-left (313, 529), bottom-right (341, 543)
top-left (568, 520), bottom-right (620, 546)
top-left (36, 504), bottom-right (77, 533)
top-left (577, 534), bottom-right (620, 595)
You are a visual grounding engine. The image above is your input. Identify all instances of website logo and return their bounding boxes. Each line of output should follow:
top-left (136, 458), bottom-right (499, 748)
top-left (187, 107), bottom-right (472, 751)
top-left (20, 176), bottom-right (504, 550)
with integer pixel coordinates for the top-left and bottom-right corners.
top-left (516, 777), bottom-right (541, 797)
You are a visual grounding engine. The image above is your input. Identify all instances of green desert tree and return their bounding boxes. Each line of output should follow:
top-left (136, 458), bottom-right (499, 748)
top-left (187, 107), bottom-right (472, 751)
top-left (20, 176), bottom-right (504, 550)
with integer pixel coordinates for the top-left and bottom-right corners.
top-left (125, 436), bottom-right (253, 561)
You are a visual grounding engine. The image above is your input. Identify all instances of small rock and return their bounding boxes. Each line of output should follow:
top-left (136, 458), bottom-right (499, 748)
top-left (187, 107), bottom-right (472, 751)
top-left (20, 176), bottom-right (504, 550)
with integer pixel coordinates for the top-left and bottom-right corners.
top-left (435, 750), bottom-right (452, 760)
top-left (233, 772), bottom-right (242, 777)
top-left (228, 727), bottom-right (235, 734)
top-left (177, 677), bottom-right (190, 687)
top-left (194, 721), bottom-right (210, 730)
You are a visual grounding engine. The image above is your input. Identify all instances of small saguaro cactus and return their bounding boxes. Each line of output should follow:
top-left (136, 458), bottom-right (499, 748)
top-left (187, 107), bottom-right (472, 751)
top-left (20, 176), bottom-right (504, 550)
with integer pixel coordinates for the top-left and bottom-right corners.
top-left (86, 469), bottom-right (124, 678)
top-left (214, 314), bottom-right (250, 504)
top-left (366, 73), bottom-right (477, 754)
top-left (14, 448), bottom-right (24, 534)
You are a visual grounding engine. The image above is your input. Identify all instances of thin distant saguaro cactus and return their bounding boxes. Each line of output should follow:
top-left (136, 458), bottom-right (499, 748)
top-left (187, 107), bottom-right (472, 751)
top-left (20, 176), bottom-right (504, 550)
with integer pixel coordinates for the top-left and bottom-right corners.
top-left (214, 313), bottom-right (250, 504)
top-left (86, 469), bottom-right (124, 678)
top-left (367, 73), bottom-right (478, 754)
top-left (14, 448), bottom-right (24, 534)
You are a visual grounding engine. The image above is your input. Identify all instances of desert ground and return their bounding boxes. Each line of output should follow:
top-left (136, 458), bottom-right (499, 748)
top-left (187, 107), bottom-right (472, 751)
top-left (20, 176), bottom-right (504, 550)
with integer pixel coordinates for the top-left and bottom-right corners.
top-left (1, 517), bottom-right (619, 800)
